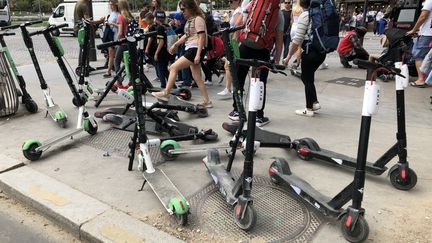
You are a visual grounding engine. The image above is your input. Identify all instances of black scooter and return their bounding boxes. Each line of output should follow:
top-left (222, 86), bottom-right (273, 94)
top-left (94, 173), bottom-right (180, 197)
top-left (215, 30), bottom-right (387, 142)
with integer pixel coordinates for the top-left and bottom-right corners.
top-left (203, 26), bottom-right (286, 231)
top-left (2, 21), bottom-right (67, 127)
top-left (98, 32), bottom-right (190, 225)
top-left (292, 60), bottom-right (417, 190)
top-left (0, 31), bottom-right (38, 113)
top-left (268, 59), bottom-right (402, 242)
top-left (22, 24), bottom-right (98, 161)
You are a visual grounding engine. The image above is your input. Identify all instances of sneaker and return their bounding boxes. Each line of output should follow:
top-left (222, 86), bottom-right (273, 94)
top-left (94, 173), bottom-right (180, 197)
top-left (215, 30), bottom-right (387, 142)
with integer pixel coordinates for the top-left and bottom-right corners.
top-left (204, 80), bottom-right (213, 86)
top-left (319, 63), bottom-right (329, 70)
top-left (312, 102), bottom-right (321, 111)
top-left (151, 90), bottom-right (169, 101)
top-left (228, 110), bottom-right (240, 121)
top-left (198, 100), bottom-right (213, 108)
top-left (103, 73), bottom-right (112, 78)
top-left (256, 117), bottom-right (270, 127)
top-left (217, 88), bottom-right (231, 96)
top-left (114, 82), bottom-right (129, 90)
top-left (295, 108), bottom-right (314, 117)
top-left (289, 63), bottom-right (299, 70)
top-left (152, 77), bottom-right (160, 82)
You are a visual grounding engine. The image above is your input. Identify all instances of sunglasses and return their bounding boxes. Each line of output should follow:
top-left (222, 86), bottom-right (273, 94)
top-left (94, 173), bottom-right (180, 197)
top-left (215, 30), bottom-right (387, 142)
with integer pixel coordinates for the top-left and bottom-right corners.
top-left (180, 7), bottom-right (185, 12)
top-left (284, 2), bottom-right (290, 4)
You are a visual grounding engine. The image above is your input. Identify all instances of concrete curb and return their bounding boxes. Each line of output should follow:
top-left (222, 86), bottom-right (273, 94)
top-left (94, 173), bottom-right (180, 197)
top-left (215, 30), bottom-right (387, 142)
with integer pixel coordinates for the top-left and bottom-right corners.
top-left (0, 155), bottom-right (184, 243)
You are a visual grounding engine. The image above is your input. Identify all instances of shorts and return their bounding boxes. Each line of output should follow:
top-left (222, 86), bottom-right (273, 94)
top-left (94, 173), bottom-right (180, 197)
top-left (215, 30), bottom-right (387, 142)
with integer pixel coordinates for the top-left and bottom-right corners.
top-left (183, 48), bottom-right (206, 63)
top-left (412, 36), bottom-right (432, 60)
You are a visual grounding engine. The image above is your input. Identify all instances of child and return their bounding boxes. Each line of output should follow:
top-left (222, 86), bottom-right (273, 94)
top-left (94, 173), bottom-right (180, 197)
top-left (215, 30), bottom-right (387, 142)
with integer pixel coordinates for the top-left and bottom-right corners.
top-left (146, 10), bottom-right (170, 88)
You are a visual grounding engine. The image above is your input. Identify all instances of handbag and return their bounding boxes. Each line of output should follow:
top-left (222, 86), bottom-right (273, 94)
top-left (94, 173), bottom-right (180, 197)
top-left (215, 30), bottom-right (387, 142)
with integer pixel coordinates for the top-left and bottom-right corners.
top-left (102, 25), bottom-right (114, 43)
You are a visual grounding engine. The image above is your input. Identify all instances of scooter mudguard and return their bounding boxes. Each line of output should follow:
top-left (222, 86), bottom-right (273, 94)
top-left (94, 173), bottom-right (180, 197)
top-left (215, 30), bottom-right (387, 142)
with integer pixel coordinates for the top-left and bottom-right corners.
top-left (54, 111), bottom-right (66, 121)
top-left (22, 139), bottom-right (42, 150)
top-left (168, 195), bottom-right (189, 215)
top-left (160, 140), bottom-right (180, 150)
top-left (53, 37), bottom-right (64, 57)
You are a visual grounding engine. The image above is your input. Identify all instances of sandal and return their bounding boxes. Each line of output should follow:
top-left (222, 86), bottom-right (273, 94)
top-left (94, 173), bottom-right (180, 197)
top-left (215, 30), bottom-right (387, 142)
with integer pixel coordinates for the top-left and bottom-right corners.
top-left (198, 101), bottom-right (213, 108)
top-left (409, 81), bottom-right (426, 88)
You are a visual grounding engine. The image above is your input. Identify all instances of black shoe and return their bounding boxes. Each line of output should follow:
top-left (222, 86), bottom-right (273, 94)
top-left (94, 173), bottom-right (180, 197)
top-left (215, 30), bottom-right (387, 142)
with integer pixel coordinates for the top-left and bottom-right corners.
top-left (341, 60), bottom-right (352, 68)
top-left (190, 81), bottom-right (198, 88)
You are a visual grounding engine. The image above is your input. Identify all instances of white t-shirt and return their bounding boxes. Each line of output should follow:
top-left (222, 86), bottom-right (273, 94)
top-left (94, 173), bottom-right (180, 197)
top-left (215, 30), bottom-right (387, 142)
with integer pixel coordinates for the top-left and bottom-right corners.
top-left (375, 11), bottom-right (384, 21)
top-left (419, 0), bottom-right (432, 36)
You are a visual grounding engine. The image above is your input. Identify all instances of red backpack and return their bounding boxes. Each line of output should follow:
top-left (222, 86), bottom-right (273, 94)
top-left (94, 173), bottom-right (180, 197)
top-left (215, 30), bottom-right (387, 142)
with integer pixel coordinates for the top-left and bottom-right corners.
top-left (207, 35), bottom-right (224, 59)
top-left (239, 0), bottom-right (280, 49)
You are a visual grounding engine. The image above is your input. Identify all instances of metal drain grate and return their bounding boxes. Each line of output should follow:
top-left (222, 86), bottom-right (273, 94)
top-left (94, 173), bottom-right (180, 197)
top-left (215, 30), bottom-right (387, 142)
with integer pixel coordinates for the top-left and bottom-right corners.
top-left (188, 171), bottom-right (323, 242)
top-left (83, 128), bottom-right (165, 164)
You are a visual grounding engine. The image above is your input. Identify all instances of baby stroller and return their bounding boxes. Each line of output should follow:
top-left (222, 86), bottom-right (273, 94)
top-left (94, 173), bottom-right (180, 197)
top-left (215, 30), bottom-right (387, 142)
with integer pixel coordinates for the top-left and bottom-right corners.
top-left (377, 28), bottom-right (417, 80)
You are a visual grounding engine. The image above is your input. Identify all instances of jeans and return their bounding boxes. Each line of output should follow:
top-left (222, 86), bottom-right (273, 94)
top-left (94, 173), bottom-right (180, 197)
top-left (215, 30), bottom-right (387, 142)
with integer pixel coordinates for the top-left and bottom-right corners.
top-left (301, 49), bottom-right (326, 109)
top-left (202, 58), bottom-right (218, 82)
top-left (283, 34), bottom-right (291, 59)
top-left (114, 44), bottom-right (128, 81)
top-left (155, 61), bottom-right (168, 88)
top-left (232, 44), bottom-right (270, 118)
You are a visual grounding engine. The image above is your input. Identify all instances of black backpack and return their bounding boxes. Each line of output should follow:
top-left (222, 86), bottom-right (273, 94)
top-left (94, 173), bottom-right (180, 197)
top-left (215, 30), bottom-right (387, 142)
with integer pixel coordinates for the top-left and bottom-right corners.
top-left (306, 0), bottom-right (340, 54)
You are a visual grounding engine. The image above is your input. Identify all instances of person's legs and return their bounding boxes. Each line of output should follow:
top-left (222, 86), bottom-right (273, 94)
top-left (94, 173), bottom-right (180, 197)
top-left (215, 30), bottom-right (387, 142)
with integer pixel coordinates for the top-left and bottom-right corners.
top-left (299, 50), bottom-right (326, 115)
top-left (190, 63), bottom-right (211, 105)
top-left (201, 59), bottom-right (212, 83)
top-left (157, 61), bottom-right (168, 88)
top-left (181, 67), bottom-right (193, 86)
top-left (114, 45), bottom-right (127, 84)
top-left (218, 60), bottom-right (232, 96)
top-left (283, 34), bottom-right (290, 59)
top-left (411, 36), bottom-right (432, 84)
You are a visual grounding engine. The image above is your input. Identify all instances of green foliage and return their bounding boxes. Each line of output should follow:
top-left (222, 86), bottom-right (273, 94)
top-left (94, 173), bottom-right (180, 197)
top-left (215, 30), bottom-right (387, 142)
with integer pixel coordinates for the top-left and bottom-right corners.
top-left (12, 0), bottom-right (63, 12)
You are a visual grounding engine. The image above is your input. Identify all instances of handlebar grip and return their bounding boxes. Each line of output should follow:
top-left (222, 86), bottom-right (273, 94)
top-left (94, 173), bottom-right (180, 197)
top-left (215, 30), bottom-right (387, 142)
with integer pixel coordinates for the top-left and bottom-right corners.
top-left (1, 20), bottom-right (44, 30)
top-left (97, 38), bottom-right (126, 49)
top-left (51, 23), bottom-right (69, 30)
top-left (1, 32), bottom-right (16, 36)
top-left (134, 31), bottom-right (157, 41)
top-left (213, 25), bottom-right (245, 36)
top-left (29, 30), bottom-right (43, 37)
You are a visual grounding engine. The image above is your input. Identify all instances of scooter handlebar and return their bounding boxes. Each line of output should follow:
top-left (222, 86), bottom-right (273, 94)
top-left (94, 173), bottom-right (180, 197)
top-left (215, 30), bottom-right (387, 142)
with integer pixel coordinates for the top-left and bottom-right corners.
top-left (29, 23), bottom-right (68, 37)
top-left (0, 20), bottom-right (44, 30)
top-left (97, 31), bottom-right (157, 49)
top-left (0, 32), bottom-right (15, 36)
top-left (213, 25), bottom-right (245, 36)
top-left (235, 58), bottom-right (287, 75)
top-left (353, 59), bottom-right (403, 77)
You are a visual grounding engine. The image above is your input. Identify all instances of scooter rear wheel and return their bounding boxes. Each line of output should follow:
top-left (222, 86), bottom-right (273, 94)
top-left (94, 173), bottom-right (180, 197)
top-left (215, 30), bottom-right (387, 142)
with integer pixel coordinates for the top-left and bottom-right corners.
top-left (161, 144), bottom-right (178, 161)
top-left (178, 88), bottom-right (192, 101)
top-left (233, 203), bottom-right (257, 231)
top-left (389, 166), bottom-right (417, 191)
top-left (340, 214), bottom-right (369, 243)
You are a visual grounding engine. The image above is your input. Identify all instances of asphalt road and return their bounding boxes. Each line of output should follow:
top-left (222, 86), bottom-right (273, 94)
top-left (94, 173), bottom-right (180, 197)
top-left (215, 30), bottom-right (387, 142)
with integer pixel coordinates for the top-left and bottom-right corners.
top-left (0, 191), bottom-right (79, 243)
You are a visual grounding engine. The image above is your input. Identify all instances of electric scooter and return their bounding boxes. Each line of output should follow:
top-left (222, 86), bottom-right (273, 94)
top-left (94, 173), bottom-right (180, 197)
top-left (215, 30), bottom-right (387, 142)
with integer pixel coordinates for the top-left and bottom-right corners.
top-left (0, 31), bottom-right (38, 113)
top-left (268, 59), bottom-right (398, 243)
top-left (22, 24), bottom-right (98, 161)
top-left (292, 60), bottom-right (417, 190)
top-left (93, 30), bottom-right (192, 108)
top-left (99, 33), bottom-right (189, 225)
top-left (1, 21), bottom-right (68, 127)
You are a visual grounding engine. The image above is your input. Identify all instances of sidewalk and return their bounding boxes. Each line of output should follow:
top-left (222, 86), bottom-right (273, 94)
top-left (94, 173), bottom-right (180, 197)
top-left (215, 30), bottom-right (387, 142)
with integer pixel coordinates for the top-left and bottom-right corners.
top-left (0, 45), bottom-right (431, 242)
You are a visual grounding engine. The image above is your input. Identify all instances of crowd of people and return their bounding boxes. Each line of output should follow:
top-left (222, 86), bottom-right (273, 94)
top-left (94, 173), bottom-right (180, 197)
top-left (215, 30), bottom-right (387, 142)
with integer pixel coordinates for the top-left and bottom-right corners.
top-left (74, 0), bottom-right (432, 126)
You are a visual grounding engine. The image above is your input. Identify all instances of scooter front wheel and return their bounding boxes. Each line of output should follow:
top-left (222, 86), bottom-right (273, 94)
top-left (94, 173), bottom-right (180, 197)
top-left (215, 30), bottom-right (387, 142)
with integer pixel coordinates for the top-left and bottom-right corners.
top-left (23, 143), bottom-right (42, 161)
top-left (160, 144), bottom-right (178, 161)
top-left (340, 214), bottom-right (369, 243)
top-left (177, 88), bottom-right (192, 101)
top-left (233, 203), bottom-right (257, 231)
top-left (175, 213), bottom-right (188, 226)
top-left (389, 165), bottom-right (417, 191)
top-left (84, 119), bottom-right (98, 135)
top-left (24, 99), bottom-right (38, 113)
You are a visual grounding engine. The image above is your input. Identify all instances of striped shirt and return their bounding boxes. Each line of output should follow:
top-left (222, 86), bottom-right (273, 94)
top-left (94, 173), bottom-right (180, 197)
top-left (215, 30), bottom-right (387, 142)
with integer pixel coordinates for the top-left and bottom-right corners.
top-left (292, 11), bottom-right (312, 46)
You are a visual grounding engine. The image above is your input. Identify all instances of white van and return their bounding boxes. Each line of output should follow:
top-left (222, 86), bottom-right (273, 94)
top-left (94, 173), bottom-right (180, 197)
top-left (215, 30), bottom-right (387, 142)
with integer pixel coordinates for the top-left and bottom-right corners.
top-left (48, 0), bottom-right (110, 36)
top-left (0, 0), bottom-right (11, 27)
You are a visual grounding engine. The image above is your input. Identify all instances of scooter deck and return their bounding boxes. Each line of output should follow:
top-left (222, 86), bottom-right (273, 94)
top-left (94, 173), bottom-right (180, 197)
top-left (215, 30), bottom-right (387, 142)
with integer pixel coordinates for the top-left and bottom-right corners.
top-left (307, 147), bottom-right (387, 175)
top-left (203, 149), bottom-right (237, 205)
top-left (157, 94), bottom-right (193, 107)
top-left (222, 122), bottom-right (292, 148)
top-left (143, 168), bottom-right (185, 212)
top-left (169, 144), bottom-right (230, 155)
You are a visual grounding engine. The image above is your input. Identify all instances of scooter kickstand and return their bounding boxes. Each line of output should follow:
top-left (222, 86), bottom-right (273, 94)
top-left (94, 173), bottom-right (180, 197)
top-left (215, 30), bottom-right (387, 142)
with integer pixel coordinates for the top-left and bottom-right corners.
top-left (139, 179), bottom-right (147, 191)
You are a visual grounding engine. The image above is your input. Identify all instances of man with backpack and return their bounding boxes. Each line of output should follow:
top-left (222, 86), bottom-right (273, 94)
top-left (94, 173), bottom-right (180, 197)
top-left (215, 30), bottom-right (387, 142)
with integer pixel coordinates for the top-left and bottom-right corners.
top-left (228, 0), bottom-right (284, 127)
top-left (284, 0), bottom-right (339, 117)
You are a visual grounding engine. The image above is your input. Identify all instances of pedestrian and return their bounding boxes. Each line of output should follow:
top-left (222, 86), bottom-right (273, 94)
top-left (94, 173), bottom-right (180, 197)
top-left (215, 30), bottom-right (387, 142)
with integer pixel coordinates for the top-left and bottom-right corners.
top-left (337, 27), bottom-right (369, 68)
top-left (282, 0), bottom-right (292, 59)
top-left (288, 0), bottom-right (304, 69)
top-left (103, 0), bottom-right (119, 78)
top-left (146, 10), bottom-right (170, 88)
top-left (138, 2), bottom-right (150, 29)
top-left (374, 8), bottom-right (384, 35)
top-left (217, 0), bottom-right (243, 98)
top-left (378, 14), bottom-right (388, 35)
top-left (406, 0), bottom-right (432, 87)
top-left (228, 1), bottom-right (284, 127)
top-left (284, 0), bottom-right (326, 117)
top-left (113, 0), bottom-right (134, 89)
top-left (151, 0), bottom-right (212, 108)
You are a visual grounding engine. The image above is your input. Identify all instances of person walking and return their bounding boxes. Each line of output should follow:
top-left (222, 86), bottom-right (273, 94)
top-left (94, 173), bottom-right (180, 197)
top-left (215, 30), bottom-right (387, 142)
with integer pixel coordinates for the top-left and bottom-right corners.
top-left (407, 0), bottom-right (432, 87)
top-left (288, 0), bottom-right (303, 69)
top-left (282, 0), bottom-right (292, 59)
top-left (103, 0), bottom-right (119, 78)
top-left (284, 0), bottom-right (326, 117)
top-left (151, 0), bottom-right (212, 108)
